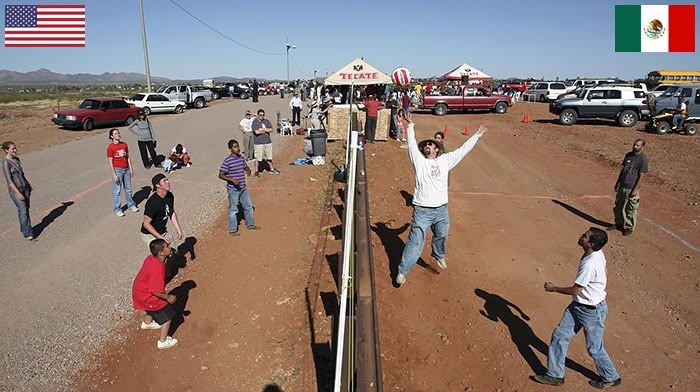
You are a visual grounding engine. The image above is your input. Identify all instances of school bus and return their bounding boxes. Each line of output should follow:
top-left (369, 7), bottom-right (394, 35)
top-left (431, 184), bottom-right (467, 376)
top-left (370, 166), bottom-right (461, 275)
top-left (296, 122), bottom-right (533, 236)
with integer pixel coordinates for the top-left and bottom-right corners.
top-left (646, 70), bottom-right (700, 88)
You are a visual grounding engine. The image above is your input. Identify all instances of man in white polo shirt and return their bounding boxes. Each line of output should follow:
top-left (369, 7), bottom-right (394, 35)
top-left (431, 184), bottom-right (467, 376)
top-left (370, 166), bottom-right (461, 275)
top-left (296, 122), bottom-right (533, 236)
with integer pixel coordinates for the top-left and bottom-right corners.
top-left (534, 227), bottom-right (622, 389)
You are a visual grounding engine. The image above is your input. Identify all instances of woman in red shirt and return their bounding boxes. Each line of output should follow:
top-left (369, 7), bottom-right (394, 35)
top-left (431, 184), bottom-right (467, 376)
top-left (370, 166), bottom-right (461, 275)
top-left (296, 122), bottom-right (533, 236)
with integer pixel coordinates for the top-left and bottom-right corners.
top-left (107, 128), bottom-right (139, 217)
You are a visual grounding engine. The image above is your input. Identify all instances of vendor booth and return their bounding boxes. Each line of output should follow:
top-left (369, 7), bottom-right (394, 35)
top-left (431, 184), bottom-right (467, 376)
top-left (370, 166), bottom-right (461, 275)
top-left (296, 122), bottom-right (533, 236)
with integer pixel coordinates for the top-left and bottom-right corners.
top-left (324, 58), bottom-right (393, 140)
top-left (442, 62), bottom-right (493, 84)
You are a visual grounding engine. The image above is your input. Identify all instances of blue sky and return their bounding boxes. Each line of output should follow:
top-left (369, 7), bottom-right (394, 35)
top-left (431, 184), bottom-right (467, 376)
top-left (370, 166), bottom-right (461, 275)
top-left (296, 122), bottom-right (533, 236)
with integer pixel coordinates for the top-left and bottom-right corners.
top-left (1, 0), bottom-right (698, 81)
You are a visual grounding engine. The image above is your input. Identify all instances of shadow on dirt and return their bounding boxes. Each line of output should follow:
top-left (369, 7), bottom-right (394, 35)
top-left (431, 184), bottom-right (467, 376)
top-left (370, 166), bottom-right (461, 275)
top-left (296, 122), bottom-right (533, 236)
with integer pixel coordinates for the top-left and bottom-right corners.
top-left (304, 286), bottom-right (335, 392)
top-left (400, 190), bottom-right (413, 207)
top-left (372, 220), bottom-right (437, 287)
top-left (262, 385), bottom-right (284, 392)
top-left (552, 200), bottom-right (613, 228)
top-left (33, 201), bottom-right (74, 238)
top-left (166, 236), bottom-right (197, 283)
top-left (132, 186), bottom-right (151, 206)
top-left (167, 279), bottom-right (196, 336)
top-left (475, 289), bottom-right (598, 380)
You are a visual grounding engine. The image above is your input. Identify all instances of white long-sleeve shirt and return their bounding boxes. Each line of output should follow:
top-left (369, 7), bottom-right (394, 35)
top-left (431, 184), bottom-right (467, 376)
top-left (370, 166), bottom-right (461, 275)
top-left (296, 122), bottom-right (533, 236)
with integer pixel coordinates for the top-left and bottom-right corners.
top-left (406, 123), bottom-right (482, 207)
top-left (289, 96), bottom-right (302, 108)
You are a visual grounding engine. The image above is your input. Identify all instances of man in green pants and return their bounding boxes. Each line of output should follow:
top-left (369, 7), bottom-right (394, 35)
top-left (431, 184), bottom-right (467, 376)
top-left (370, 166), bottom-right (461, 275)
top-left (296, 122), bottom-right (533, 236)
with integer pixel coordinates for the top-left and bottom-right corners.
top-left (612, 139), bottom-right (648, 236)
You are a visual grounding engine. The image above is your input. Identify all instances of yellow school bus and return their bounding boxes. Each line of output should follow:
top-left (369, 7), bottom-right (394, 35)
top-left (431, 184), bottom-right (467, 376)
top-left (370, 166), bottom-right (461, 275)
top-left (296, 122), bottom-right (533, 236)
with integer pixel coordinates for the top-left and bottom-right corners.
top-left (646, 70), bottom-right (700, 88)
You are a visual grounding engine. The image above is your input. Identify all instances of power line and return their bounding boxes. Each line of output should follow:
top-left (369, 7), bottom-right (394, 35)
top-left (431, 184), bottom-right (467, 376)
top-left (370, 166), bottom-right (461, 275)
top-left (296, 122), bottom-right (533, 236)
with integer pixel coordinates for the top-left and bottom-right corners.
top-left (288, 52), bottom-right (311, 79)
top-left (167, 0), bottom-right (285, 56)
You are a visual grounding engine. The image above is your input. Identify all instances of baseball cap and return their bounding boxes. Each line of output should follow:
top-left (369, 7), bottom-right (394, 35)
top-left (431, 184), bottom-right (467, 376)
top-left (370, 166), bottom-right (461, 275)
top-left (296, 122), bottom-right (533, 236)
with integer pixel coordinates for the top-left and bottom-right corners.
top-left (151, 173), bottom-right (167, 188)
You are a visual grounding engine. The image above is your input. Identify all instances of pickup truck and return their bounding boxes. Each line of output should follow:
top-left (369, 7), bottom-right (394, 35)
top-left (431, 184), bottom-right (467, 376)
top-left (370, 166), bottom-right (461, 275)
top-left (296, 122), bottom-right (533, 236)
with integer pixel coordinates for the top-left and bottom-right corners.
top-left (418, 86), bottom-right (512, 115)
top-left (155, 85), bottom-right (213, 109)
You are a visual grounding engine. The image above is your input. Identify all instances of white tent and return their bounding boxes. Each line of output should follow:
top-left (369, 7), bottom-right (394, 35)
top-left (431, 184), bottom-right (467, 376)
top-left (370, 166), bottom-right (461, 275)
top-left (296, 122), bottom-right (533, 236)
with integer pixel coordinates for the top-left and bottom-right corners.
top-left (442, 63), bottom-right (492, 82)
top-left (325, 58), bottom-right (392, 85)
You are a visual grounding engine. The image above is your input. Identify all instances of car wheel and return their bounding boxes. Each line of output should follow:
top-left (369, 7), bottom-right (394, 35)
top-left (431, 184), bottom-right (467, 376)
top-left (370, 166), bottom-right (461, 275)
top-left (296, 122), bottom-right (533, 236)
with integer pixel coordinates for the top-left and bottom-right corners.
top-left (655, 121), bottom-right (671, 134)
top-left (213, 92), bottom-right (220, 100)
top-left (645, 121), bottom-right (654, 132)
top-left (617, 110), bottom-right (638, 127)
top-left (143, 106), bottom-right (151, 115)
top-left (82, 118), bottom-right (95, 131)
top-left (559, 108), bottom-right (577, 125)
top-left (494, 102), bottom-right (508, 114)
top-left (684, 123), bottom-right (697, 136)
top-left (174, 105), bottom-right (184, 114)
top-left (434, 103), bottom-right (448, 116)
top-left (193, 98), bottom-right (205, 109)
top-left (125, 115), bottom-right (135, 126)
top-left (239, 92), bottom-right (248, 100)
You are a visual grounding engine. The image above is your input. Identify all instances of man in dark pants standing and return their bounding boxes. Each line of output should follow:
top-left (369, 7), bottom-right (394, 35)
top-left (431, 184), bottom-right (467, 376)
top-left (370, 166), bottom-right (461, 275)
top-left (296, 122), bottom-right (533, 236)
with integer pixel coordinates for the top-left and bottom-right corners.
top-left (362, 94), bottom-right (384, 143)
top-left (534, 228), bottom-right (622, 389)
top-left (611, 139), bottom-right (648, 236)
top-left (251, 79), bottom-right (259, 103)
top-left (289, 93), bottom-right (302, 126)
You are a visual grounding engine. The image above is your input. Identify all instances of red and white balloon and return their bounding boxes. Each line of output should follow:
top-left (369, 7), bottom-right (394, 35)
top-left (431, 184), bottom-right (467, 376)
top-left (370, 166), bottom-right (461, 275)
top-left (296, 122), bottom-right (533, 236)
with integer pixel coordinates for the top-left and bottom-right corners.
top-left (392, 67), bottom-right (411, 86)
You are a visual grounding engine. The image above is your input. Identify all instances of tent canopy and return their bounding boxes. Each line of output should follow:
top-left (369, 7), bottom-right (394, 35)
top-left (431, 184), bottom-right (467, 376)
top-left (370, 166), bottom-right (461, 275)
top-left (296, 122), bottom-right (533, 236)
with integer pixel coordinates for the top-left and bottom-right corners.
top-left (442, 63), bottom-right (492, 81)
top-left (325, 58), bottom-right (392, 85)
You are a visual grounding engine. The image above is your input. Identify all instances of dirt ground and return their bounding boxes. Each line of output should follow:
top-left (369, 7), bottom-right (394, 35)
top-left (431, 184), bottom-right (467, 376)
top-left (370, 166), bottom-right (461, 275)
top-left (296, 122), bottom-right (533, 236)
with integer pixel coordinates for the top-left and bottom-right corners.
top-left (4, 100), bottom-right (699, 391)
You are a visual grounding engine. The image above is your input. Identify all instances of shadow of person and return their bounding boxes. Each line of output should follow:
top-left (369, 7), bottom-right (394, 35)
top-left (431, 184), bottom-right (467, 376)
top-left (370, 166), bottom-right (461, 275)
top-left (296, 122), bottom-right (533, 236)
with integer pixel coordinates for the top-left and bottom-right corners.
top-left (132, 186), bottom-right (151, 206)
top-left (551, 200), bottom-right (613, 228)
top-left (262, 384), bottom-right (284, 392)
top-left (165, 236), bottom-right (197, 283)
top-left (400, 190), bottom-right (413, 207)
top-left (371, 220), bottom-right (410, 280)
top-left (475, 289), bottom-right (598, 380)
top-left (167, 279), bottom-right (196, 336)
top-left (32, 201), bottom-right (74, 238)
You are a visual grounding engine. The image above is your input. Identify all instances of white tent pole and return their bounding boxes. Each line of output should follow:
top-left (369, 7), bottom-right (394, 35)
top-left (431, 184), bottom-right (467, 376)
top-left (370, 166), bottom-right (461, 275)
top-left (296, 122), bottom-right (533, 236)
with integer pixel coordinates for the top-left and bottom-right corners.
top-left (344, 83), bottom-right (355, 166)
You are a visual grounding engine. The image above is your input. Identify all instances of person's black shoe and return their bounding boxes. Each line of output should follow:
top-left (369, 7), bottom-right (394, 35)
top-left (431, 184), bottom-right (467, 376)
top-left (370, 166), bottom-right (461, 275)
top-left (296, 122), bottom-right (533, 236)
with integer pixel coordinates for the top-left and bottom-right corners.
top-left (589, 377), bottom-right (622, 389)
top-left (533, 374), bottom-right (565, 386)
top-left (622, 229), bottom-right (633, 236)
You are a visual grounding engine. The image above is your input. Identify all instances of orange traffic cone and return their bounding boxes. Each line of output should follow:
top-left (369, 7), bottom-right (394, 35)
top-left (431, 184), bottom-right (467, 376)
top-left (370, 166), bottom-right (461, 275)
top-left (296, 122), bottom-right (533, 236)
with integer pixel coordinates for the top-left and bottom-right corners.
top-left (444, 124), bottom-right (449, 135)
top-left (522, 113), bottom-right (530, 123)
top-left (463, 125), bottom-right (470, 136)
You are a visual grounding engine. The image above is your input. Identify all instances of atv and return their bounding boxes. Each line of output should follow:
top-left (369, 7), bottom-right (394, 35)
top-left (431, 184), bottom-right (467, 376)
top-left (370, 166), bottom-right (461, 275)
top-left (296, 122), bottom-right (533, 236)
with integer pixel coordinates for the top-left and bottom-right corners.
top-left (646, 109), bottom-right (697, 136)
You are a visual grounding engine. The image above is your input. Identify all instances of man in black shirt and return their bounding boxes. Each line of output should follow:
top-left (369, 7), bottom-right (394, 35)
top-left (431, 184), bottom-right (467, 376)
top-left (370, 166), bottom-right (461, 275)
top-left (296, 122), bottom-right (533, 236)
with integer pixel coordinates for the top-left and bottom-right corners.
top-left (141, 173), bottom-right (184, 250)
top-left (612, 139), bottom-right (648, 236)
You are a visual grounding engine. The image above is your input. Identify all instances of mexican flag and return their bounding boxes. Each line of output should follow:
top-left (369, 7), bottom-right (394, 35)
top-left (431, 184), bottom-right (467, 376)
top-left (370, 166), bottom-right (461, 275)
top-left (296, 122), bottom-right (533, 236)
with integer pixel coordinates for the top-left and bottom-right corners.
top-left (615, 4), bottom-right (695, 52)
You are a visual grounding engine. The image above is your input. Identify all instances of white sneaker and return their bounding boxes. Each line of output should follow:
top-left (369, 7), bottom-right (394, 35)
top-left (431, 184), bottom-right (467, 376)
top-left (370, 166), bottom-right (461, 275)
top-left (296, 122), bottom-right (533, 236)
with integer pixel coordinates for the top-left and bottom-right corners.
top-left (141, 320), bottom-right (161, 330)
top-left (157, 336), bottom-right (178, 349)
top-left (435, 257), bottom-right (447, 269)
top-left (114, 211), bottom-right (125, 217)
top-left (396, 273), bottom-right (406, 286)
top-left (130, 205), bottom-right (140, 212)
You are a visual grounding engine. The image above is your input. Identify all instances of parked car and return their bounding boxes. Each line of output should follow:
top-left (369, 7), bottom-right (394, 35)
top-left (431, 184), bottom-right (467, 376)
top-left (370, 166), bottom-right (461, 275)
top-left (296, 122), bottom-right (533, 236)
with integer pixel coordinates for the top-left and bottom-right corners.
top-left (523, 82), bottom-right (568, 102)
top-left (549, 85), bottom-right (649, 127)
top-left (125, 93), bottom-right (185, 115)
top-left (417, 86), bottom-right (512, 115)
top-left (652, 84), bottom-right (700, 113)
top-left (156, 85), bottom-right (213, 109)
top-left (52, 97), bottom-right (139, 131)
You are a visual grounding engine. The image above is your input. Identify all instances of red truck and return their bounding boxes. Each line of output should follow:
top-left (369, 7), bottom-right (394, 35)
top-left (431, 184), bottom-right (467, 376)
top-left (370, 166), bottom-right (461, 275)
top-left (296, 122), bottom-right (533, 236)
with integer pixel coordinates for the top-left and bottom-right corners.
top-left (418, 86), bottom-right (512, 116)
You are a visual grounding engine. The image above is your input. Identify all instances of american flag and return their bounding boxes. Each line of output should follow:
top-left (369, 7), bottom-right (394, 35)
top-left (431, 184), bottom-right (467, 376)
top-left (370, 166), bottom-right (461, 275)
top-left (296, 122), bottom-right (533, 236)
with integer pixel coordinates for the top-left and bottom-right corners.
top-left (5, 4), bottom-right (85, 47)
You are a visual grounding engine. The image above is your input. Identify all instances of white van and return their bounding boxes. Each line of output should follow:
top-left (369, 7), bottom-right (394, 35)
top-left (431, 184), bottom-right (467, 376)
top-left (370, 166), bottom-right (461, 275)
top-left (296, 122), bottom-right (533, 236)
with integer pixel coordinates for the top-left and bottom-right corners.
top-left (524, 82), bottom-right (568, 102)
top-left (565, 78), bottom-right (617, 91)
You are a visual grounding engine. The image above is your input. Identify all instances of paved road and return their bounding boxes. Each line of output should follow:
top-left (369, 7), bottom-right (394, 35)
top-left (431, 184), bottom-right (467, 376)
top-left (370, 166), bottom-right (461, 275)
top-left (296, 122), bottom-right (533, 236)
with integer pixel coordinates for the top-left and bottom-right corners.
top-left (0, 95), bottom-right (301, 391)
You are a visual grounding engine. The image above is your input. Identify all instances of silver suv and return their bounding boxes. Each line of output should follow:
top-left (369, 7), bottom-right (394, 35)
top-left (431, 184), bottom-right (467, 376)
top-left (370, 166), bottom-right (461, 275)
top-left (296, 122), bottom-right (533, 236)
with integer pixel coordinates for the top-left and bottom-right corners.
top-left (549, 85), bottom-right (649, 127)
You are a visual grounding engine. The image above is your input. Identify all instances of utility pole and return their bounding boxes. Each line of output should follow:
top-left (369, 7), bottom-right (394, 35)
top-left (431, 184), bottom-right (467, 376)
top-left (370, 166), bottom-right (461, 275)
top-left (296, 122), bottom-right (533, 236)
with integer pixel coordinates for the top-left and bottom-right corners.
top-left (286, 40), bottom-right (295, 87)
top-left (138, 0), bottom-right (152, 92)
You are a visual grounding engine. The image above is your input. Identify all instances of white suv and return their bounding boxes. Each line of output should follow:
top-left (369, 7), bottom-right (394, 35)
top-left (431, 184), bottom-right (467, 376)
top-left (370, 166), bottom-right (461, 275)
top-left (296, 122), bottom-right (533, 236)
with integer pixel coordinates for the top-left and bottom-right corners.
top-left (524, 82), bottom-right (568, 102)
top-left (549, 85), bottom-right (650, 127)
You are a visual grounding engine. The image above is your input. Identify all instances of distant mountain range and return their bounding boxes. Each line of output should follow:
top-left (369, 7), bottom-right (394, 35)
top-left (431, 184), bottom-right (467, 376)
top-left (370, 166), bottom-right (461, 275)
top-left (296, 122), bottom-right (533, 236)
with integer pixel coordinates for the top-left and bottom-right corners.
top-left (0, 68), bottom-right (263, 84)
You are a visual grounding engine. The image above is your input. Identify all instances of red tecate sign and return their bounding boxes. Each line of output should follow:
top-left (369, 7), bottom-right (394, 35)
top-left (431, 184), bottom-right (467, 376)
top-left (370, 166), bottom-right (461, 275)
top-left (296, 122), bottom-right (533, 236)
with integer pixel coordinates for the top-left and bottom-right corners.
top-left (339, 72), bottom-right (379, 80)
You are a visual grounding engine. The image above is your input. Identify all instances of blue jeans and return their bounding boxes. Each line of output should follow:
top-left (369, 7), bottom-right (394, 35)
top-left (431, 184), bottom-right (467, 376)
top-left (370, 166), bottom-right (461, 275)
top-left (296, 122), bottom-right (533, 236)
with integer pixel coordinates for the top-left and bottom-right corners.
top-left (9, 188), bottom-right (33, 238)
top-left (546, 301), bottom-right (620, 382)
top-left (112, 168), bottom-right (136, 213)
top-left (398, 204), bottom-right (450, 276)
top-left (227, 187), bottom-right (255, 233)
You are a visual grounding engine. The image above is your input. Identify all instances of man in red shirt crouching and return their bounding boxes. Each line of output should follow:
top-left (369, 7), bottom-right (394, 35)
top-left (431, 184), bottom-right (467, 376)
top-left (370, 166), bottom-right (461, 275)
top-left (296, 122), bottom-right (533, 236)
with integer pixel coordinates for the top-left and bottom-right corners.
top-left (132, 239), bottom-right (179, 349)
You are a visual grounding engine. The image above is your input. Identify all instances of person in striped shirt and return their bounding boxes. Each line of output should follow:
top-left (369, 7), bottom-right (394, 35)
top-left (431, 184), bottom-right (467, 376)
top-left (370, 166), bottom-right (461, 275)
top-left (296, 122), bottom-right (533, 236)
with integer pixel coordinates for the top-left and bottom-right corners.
top-left (218, 139), bottom-right (260, 235)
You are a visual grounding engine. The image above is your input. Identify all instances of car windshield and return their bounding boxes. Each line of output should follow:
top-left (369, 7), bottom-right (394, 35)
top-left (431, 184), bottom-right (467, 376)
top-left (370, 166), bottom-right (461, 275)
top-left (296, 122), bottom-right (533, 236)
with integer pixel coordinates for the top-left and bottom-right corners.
top-left (78, 99), bottom-right (101, 109)
top-left (155, 86), bottom-right (167, 93)
top-left (131, 94), bottom-right (146, 101)
top-left (659, 86), bottom-right (680, 97)
top-left (578, 89), bottom-right (589, 99)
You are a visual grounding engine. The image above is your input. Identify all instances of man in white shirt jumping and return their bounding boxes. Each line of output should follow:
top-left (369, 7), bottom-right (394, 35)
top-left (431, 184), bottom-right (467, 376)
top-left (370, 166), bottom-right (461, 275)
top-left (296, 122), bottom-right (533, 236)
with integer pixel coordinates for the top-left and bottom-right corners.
top-left (395, 117), bottom-right (487, 286)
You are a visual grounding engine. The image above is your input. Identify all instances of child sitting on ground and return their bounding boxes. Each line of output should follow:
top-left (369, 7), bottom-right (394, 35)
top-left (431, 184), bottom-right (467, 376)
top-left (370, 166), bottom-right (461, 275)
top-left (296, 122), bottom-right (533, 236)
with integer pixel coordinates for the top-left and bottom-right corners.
top-left (162, 144), bottom-right (191, 172)
top-left (131, 238), bottom-right (179, 350)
